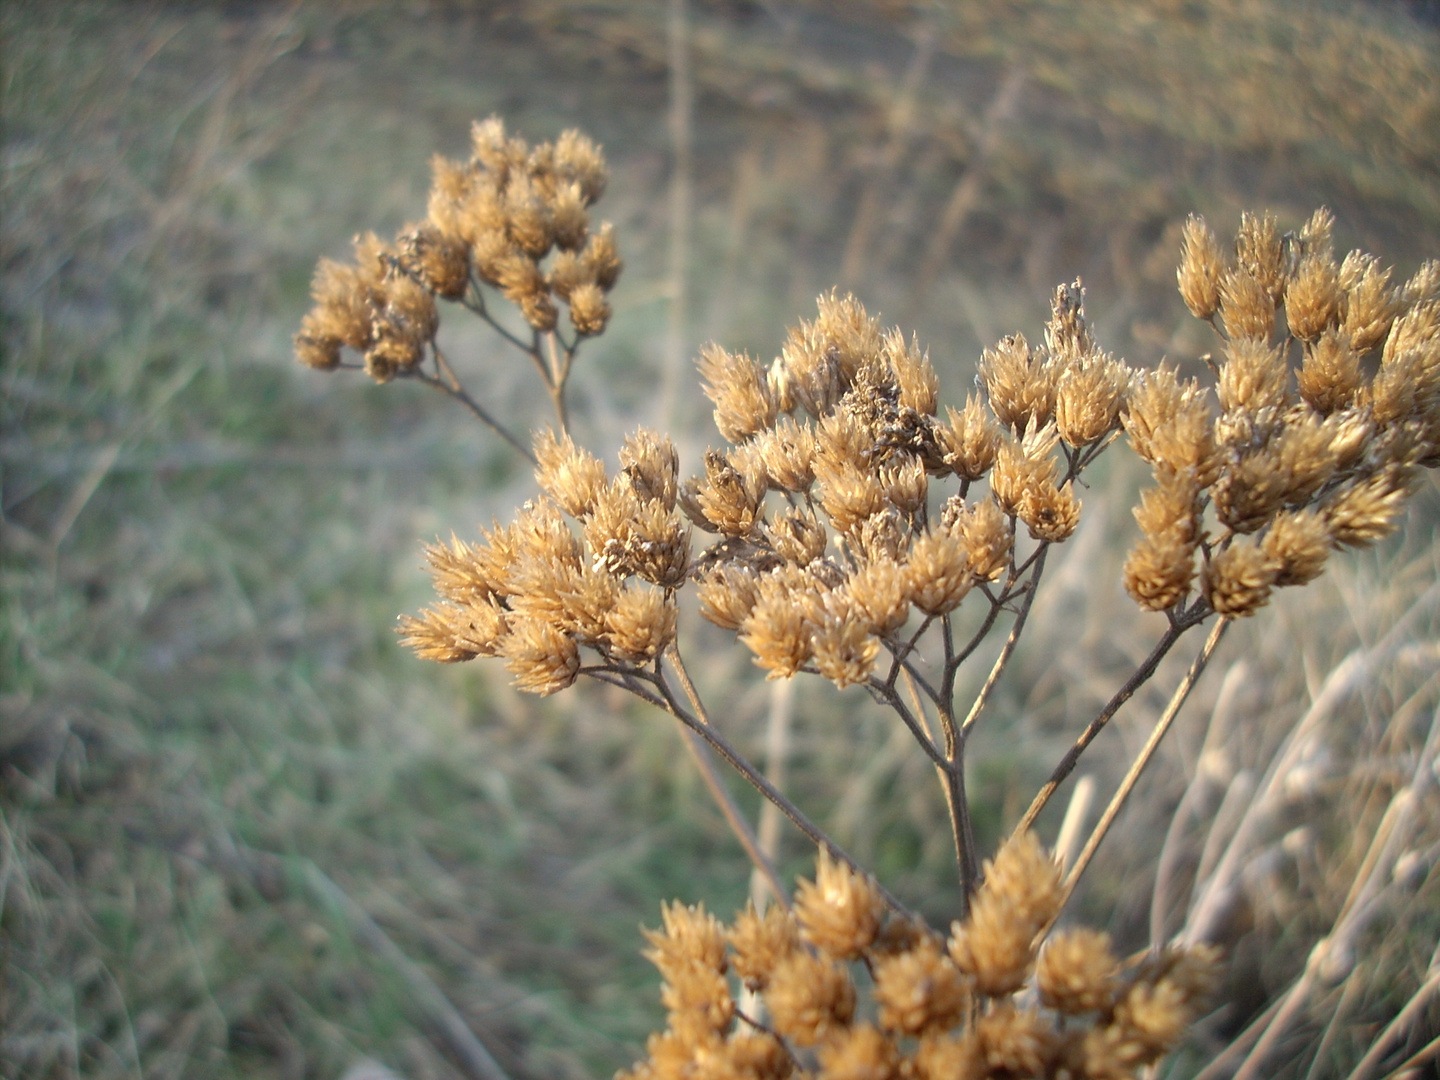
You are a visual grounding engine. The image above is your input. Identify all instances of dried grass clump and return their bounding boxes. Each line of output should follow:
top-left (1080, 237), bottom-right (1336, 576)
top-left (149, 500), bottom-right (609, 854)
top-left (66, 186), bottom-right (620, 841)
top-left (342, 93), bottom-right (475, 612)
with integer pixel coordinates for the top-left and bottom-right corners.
top-left (619, 836), bottom-right (1218, 1080)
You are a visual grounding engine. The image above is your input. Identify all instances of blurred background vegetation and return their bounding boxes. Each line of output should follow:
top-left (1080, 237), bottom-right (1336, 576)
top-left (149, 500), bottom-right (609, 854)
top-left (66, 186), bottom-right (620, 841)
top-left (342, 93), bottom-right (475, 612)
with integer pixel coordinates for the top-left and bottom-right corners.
top-left (3, 2), bottom-right (1439, 1078)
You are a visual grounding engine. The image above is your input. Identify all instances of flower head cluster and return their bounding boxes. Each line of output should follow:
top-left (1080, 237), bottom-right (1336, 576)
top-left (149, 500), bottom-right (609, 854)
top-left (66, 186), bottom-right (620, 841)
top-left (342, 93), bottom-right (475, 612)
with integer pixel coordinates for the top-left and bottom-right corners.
top-left (620, 835), bottom-right (1218, 1080)
top-left (1126, 211), bottom-right (1440, 617)
top-left (689, 285), bottom-right (1125, 688)
top-left (295, 116), bottom-right (620, 382)
top-left (397, 427), bottom-right (688, 692)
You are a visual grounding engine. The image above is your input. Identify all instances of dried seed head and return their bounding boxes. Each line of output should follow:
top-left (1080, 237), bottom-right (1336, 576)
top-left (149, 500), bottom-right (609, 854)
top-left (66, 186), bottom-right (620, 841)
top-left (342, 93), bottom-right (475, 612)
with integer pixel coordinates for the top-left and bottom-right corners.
top-left (1323, 466), bottom-right (1419, 547)
top-left (395, 222), bottom-right (471, 300)
top-left (398, 601), bottom-right (499, 662)
top-left (1037, 928), bottom-right (1118, 1015)
top-left (1112, 979), bottom-right (1190, 1059)
top-left (534, 428), bottom-right (608, 518)
top-left (854, 507), bottom-right (908, 563)
top-left (1340, 250), bottom-right (1398, 352)
top-left (739, 573), bottom-right (814, 679)
top-left (728, 902), bottom-right (798, 991)
top-left (904, 527), bottom-right (973, 616)
top-left (1300, 206), bottom-right (1335, 262)
top-left (948, 498), bottom-right (1012, 582)
top-left (1235, 210), bottom-right (1287, 302)
top-left (980, 333), bottom-right (1057, 433)
top-left (1202, 539), bottom-right (1278, 617)
top-left (1018, 480), bottom-right (1082, 543)
top-left (620, 428), bottom-right (681, 509)
top-left (1133, 470), bottom-right (1203, 547)
top-left (294, 314), bottom-right (343, 370)
top-left (644, 901), bottom-right (729, 979)
top-left (939, 395), bottom-right (1002, 481)
top-left (879, 456), bottom-right (929, 516)
top-left (604, 582), bottom-right (678, 663)
top-left (568, 282), bottom-right (611, 337)
top-left (765, 509), bottom-right (828, 566)
top-left (700, 344), bottom-right (778, 443)
top-left (794, 850), bottom-right (886, 959)
top-left (1261, 509), bottom-right (1332, 587)
top-left (696, 565), bottom-right (762, 631)
top-left (422, 534), bottom-right (499, 606)
top-left (974, 1002), bottom-right (1056, 1078)
top-left (873, 936), bottom-right (968, 1035)
top-left (470, 115), bottom-right (527, 179)
top-left (1403, 259), bottom-right (1440, 306)
top-left (496, 613), bottom-right (580, 695)
top-left (949, 833), bottom-right (1062, 996)
top-left (724, 1033), bottom-right (792, 1080)
top-left (1124, 365), bottom-right (1221, 487)
top-left (1178, 214), bottom-right (1226, 320)
top-left (1285, 251), bottom-right (1342, 342)
top-left (694, 448), bottom-right (768, 538)
top-left (581, 222), bottom-right (622, 291)
top-left (764, 950), bottom-right (857, 1046)
top-left (845, 559), bottom-right (911, 638)
top-left (753, 417), bottom-right (819, 493)
top-left (1124, 532), bottom-right (1197, 612)
top-left (914, 1033), bottom-right (984, 1080)
top-left (884, 329), bottom-right (939, 415)
top-left (811, 616), bottom-right (880, 689)
top-left (812, 290), bottom-right (884, 387)
top-left (549, 180), bottom-right (590, 252)
top-left (1298, 328), bottom-right (1363, 415)
top-left (553, 128), bottom-right (608, 205)
top-left (1055, 355), bottom-right (1130, 448)
top-left (1219, 266), bottom-right (1276, 341)
top-left (816, 1025), bottom-right (901, 1080)
top-left (818, 464), bottom-right (889, 535)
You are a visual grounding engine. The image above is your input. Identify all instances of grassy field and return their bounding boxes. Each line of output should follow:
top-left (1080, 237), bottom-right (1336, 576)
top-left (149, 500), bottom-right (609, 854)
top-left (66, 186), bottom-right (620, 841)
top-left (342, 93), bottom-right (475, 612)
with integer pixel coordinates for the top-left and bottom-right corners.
top-left (3, 2), bottom-right (1439, 1078)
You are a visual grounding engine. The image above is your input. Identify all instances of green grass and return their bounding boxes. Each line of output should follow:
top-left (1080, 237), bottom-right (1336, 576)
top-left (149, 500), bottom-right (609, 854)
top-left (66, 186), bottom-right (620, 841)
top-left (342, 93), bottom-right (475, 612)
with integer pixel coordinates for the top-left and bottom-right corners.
top-left (4, 2), bottom-right (1439, 1078)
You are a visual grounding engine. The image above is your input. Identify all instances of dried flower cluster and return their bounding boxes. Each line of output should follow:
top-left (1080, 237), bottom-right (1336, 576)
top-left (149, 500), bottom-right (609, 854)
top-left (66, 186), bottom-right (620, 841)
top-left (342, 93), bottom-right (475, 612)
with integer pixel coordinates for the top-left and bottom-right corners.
top-left (621, 835), bottom-right (1218, 1080)
top-left (295, 115), bottom-right (619, 398)
top-left (397, 426), bottom-right (689, 693)
top-left (1134, 210), bottom-right (1440, 616)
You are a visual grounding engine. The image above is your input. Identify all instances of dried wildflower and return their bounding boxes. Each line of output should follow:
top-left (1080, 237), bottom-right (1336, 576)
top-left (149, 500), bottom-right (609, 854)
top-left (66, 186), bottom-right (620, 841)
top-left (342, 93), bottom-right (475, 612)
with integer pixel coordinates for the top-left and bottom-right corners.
top-left (939, 395), bottom-right (1002, 481)
top-left (879, 457), bottom-right (928, 516)
top-left (1124, 366), bottom-right (1220, 486)
top-left (1219, 266), bottom-right (1276, 341)
top-left (728, 902), bottom-right (798, 991)
top-left (765, 950), bottom-right (856, 1045)
top-left (534, 428), bottom-right (608, 518)
top-left (811, 616), bottom-right (880, 689)
top-left (873, 936), bottom-right (968, 1035)
top-left (1133, 470), bottom-right (1202, 547)
top-left (1055, 355), bottom-right (1129, 448)
top-left (605, 582), bottom-right (678, 663)
top-left (1218, 336), bottom-right (1289, 414)
top-left (422, 534), bottom-right (499, 606)
top-left (914, 1032), bottom-right (985, 1080)
top-left (725, 1032), bottom-right (792, 1080)
top-left (948, 498), bottom-right (1012, 582)
top-left (975, 1002), bottom-right (1056, 1077)
top-left (1235, 210), bottom-right (1287, 302)
top-left (621, 428), bottom-right (681, 509)
top-left (1124, 532), bottom-right (1197, 613)
top-left (950, 832), bottom-right (1062, 997)
top-left (645, 901), bottom-right (729, 978)
top-left (1037, 928), bottom-right (1117, 1015)
top-left (885, 330), bottom-right (939, 416)
top-left (1261, 510), bottom-right (1331, 587)
top-left (1177, 215), bottom-right (1226, 320)
top-left (740, 575), bottom-right (814, 679)
top-left (568, 282), bottom-right (611, 337)
top-left (396, 222), bottom-right (470, 300)
top-left (1017, 480), bottom-right (1082, 544)
top-left (399, 601), bottom-right (496, 662)
top-left (904, 527), bottom-right (973, 616)
top-left (1285, 250), bottom-right (1343, 341)
top-left (989, 436), bottom-right (1056, 517)
top-left (701, 344), bottom-right (779, 444)
top-left (696, 565), bottom-right (763, 632)
top-left (819, 464), bottom-right (889, 535)
top-left (496, 614), bottom-right (579, 695)
top-left (980, 333), bottom-right (1056, 432)
top-left (845, 559), bottom-right (911, 638)
top-left (1323, 466), bottom-right (1419, 547)
top-left (816, 1024), bottom-right (901, 1080)
top-left (766, 510), bottom-right (828, 566)
top-left (1298, 328), bottom-right (1363, 414)
top-left (794, 850), bottom-right (885, 959)
top-left (753, 417), bottom-right (818, 493)
top-left (1202, 539), bottom-right (1277, 617)
top-left (581, 223), bottom-right (623, 291)
top-left (293, 316), bottom-right (342, 370)
top-left (694, 448), bottom-right (768, 537)
top-left (1339, 250), bottom-right (1398, 352)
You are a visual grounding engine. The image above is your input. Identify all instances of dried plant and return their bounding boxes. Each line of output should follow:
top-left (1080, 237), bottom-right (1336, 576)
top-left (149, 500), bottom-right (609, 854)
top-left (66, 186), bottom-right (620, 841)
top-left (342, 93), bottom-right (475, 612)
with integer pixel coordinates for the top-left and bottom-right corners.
top-left (297, 121), bottom-right (1440, 1077)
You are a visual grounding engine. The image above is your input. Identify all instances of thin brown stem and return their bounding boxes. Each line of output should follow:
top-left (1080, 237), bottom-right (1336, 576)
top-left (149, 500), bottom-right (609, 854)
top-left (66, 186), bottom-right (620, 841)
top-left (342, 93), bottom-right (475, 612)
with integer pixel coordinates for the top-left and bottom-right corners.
top-left (414, 353), bottom-right (534, 464)
top-left (1053, 617), bottom-right (1230, 920)
top-left (542, 330), bottom-right (570, 433)
top-left (1015, 608), bottom-right (1206, 836)
top-left (652, 655), bottom-right (913, 920)
top-left (959, 545), bottom-right (1049, 736)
